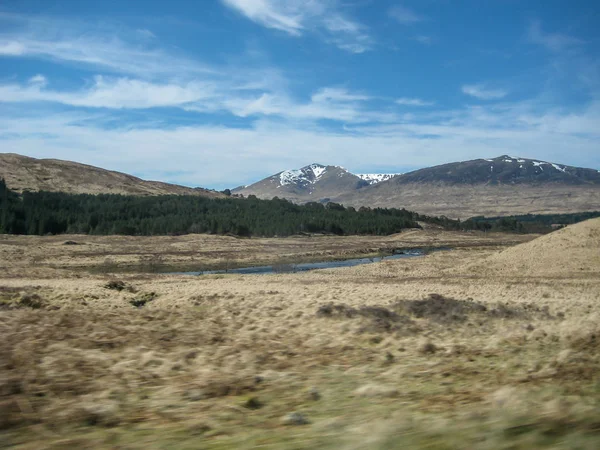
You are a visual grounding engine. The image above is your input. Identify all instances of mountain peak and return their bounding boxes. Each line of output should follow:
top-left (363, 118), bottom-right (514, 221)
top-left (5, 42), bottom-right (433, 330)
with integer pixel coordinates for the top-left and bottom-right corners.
top-left (278, 163), bottom-right (330, 186)
top-left (234, 162), bottom-right (398, 202)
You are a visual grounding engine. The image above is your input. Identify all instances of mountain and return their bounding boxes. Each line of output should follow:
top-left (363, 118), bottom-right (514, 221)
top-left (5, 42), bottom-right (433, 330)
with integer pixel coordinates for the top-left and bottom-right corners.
top-left (232, 163), bottom-right (398, 203)
top-left (233, 163), bottom-right (399, 201)
top-left (0, 153), bottom-right (223, 198)
top-left (392, 155), bottom-right (600, 185)
top-left (235, 156), bottom-right (600, 219)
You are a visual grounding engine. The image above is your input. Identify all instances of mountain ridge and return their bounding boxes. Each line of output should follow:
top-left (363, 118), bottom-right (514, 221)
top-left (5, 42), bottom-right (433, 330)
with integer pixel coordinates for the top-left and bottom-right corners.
top-left (3, 152), bottom-right (599, 219)
top-left (0, 153), bottom-right (223, 198)
top-left (390, 155), bottom-right (600, 186)
top-left (232, 163), bottom-right (400, 202)
top-left (233, 155), bottom-right (600, 218)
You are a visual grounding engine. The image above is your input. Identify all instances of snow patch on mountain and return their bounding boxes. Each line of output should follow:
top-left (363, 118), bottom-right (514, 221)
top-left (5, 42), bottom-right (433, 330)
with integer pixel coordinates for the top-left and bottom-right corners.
top-left (279, 169), bottom-right (305, 186)
top-left (276, 163), bottom-right (399, 187)
top-left (278, 164), bottom-right (328, 186)
top-left (310, 164), bottom-right (326, 179)
top-left (497, 156), bottom-right (570, 174)
top-left (357, 173), bottom-right (400, 184)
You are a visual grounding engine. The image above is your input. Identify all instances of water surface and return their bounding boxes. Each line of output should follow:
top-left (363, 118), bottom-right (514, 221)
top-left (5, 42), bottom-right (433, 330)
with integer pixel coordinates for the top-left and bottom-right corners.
top-left (168, 248), bottom-right (447, 276)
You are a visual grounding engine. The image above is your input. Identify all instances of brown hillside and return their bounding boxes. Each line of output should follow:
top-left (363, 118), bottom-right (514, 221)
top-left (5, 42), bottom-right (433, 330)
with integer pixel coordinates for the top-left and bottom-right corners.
top-left (0, 153), bottom-right (223, 198)
top-left (336, 183), bottom-right (600, 219)
top-left (468, 217), bottom-right (600, 277)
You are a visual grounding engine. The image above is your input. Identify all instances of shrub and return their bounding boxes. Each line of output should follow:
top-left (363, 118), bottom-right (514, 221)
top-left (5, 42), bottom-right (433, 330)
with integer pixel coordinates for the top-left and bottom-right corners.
top-left (17, 294), bottom-right (46, 309)
top-left (104, 280), bottom-right (127, 291)
top-left (129, 292), bottom-right (157, 308)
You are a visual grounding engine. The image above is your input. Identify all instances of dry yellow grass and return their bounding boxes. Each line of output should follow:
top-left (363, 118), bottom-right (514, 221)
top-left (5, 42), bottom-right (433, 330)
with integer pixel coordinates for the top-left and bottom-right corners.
top-left (469, 217), bottom-right (600, 277)
top-left (1, 224), bottom-right (599, 449)
top-left (0, 153), bottom-right (222, 197)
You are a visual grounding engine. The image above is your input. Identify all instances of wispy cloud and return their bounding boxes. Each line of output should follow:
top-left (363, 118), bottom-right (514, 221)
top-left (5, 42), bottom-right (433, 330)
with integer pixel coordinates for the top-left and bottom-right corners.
top-left (389, 5), bottom-right (424, 25)
top-left (311, 87), bottom-right (370, 103)
top-left (0, 15), bottom-right (214, 79)
top-left (1, 10), bottom-right (598, 189)
top-left (28, 74), bottom-right (47, 86)
top-left (0, 41), bottom-right (26, 55)
top-left (2, 99), bottom-right (598, 189)
top-left (0, 75), bottom-right (394, 123)
top-left (136, 29), bottom-right (156, 40)
top-left (528, 20), bottom-right (584, 52)
top-left (195, 87), bottom-right (393, 123)
top-left (0, 76), bottom-right (217, 109)
top-left (221, 0), bottom-right (305, 36)
top-left (396, 97), bottom-right (434, 107)
top-left (0, 13), bottom-right (384, 122)
top-left (462, 84), bottom-right (508, 100)
top-left (413, 35), bottom-right (433, 45)
top-left (221, 0), bottom-right (372, 53)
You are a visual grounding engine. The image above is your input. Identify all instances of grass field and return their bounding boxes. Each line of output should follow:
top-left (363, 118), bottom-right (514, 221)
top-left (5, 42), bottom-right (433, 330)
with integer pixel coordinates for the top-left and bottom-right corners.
top-left (1, 225), bottom-right (599, 449)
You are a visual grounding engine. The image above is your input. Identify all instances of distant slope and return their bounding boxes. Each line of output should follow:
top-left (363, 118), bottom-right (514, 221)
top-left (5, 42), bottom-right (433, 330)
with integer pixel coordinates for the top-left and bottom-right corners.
top-left (334, 156), bottom-right (600, 219)
top-left (465, 217), bottom-right (600, 277)
top-left (391, 155), bottom-right (600, 185)
top-left (232, 163), bottom-right (398, 202)
top-left (0, 153), bottom-right (223, 198)
top-left (234, 156), bottom-right (600, 219)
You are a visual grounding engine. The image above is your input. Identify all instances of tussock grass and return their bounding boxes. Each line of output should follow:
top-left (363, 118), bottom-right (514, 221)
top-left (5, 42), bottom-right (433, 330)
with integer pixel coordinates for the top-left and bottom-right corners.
top-left (1, 225), bottom-right (599, 448)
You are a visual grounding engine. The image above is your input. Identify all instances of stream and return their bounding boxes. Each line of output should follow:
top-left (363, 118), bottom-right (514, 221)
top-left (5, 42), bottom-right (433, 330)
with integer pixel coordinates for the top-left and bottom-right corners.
top-left (168, 248), bottom-right (450, 276)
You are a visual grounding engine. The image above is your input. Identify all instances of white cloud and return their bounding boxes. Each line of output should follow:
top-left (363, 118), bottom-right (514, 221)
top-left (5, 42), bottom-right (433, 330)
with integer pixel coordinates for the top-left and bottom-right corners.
top-left (0, 36), bottom-right (215, 80)
top-left (136, 29), bottom-right (156, 39)
top-left (0, 76), bottom-right (216, 109)
top-left (396, 97), bottom-right (434, 107)
top-left (1, 98), bottom-right (598, 190)
top-left (0, 41), bottom-right (26, 55)
top-left (389, 5), bottom-right (424, 25)
top-left (311, 87), bottom-right (370, 103)
top-left (221, 0), bottom-right (372, 53)
top-left (0, 77), bottom-right (392, 123)
top-left (0, 15), bottom-right (214, 79)
top-left (28, 74), bottom-right (47, 86)
top-left (0, 13), bottom-right (378, 120)
top-left (204, 88), bottom-right (391, 123)
top-left (528, 20), bottom-right (584, 52)
top-left (462, 84), bottom-right (508, 100)
top-left (1, 11), bottom-right (598, 189)
top-left (322, 15), bottom-right (360, 34)
top-left (222, 0), bottom-right (305, 35)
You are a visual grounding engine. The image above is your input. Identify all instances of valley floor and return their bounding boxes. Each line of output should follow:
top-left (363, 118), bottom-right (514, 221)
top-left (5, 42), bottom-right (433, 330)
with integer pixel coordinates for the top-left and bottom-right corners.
top-left (1, 230), bottom-right (599, 449)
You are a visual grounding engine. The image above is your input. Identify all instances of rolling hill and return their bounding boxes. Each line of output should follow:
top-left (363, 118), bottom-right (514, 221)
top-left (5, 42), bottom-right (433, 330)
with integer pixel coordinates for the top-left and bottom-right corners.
top-left (0, 153), bottom-right (223, 198)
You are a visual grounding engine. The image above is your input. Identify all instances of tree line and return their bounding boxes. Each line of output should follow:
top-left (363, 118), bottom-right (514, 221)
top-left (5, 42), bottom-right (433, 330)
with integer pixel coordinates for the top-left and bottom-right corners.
top-left (462, 212), bottom-right (600, 233)
top-left (1, 179), bottom-right (595, 237)
top-left (0, 179), bottom-right (422, 236)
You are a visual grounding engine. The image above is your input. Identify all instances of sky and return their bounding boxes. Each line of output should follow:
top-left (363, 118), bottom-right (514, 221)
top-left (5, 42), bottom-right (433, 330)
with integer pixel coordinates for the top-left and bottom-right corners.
top-left (0, 0), bottom-right (599, 190)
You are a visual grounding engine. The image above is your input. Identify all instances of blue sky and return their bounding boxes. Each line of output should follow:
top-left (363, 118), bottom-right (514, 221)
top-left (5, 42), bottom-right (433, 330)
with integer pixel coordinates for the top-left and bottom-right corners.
top-left (0, 0), bottom-right (599, 189)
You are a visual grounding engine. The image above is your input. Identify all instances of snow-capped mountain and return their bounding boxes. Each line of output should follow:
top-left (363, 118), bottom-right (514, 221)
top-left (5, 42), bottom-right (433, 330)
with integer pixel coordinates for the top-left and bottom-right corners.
top-left (232, 163), bottom-right (396, 203)
top-left (274, 164), bottom-right (399, 188)
top-left (388, 155), bottom-right (600, 185)
top-left (233, 156), bottom-right (600, 219)
top-left (332, 155), bottom-right (600, 218)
